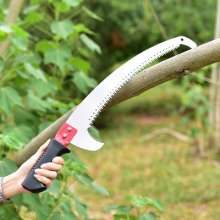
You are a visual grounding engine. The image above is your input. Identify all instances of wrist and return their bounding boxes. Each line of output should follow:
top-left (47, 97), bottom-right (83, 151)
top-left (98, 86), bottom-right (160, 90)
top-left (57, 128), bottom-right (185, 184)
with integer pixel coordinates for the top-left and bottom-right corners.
top-left (3, 172), bottom-right (24, 199)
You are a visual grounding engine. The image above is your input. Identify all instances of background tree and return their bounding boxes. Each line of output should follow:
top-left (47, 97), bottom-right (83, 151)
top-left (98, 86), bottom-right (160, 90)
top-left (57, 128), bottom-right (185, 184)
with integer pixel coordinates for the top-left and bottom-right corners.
top-left (209, 0), bottom-right (220, 150)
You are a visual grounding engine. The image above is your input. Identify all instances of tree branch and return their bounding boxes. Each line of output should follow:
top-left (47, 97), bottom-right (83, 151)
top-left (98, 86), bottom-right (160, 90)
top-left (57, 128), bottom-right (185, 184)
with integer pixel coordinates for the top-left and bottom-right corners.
top-left (140, 128), bottom-right (191, 143)
top-left (0, 0), bottom-right (25, 57)
top-left (15, 38), bottom-right (220, 165)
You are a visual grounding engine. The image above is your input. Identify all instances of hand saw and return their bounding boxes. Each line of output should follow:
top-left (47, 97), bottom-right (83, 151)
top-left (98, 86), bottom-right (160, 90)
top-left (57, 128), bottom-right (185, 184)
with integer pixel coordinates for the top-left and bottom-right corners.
top-left (22, 36), bottom-right (197, 193)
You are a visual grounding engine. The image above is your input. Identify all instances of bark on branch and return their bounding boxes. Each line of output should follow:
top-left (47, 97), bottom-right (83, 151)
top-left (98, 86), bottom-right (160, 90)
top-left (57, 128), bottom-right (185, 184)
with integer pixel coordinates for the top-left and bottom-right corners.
top-left (15, 38), bottom-right (220, 165)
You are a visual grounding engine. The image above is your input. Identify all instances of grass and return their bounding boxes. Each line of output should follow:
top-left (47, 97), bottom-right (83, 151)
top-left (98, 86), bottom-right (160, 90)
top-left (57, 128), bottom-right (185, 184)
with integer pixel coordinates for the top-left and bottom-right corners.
top-left (74, 83), bottom-right (220, 220)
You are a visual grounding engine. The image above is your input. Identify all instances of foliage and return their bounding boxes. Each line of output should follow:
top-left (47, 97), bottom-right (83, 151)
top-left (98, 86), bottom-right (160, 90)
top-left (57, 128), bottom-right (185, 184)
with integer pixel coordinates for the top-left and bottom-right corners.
top-left (85, 0), bottom-right (215, 80)
top-left (0, 0), bottom-right (106, 219)
top-left (0, 0), bottom-right (102, 152)
top-left (179, 68), bottom-right (210, 147)
top-left (106, 195), bottom-right (164, 220)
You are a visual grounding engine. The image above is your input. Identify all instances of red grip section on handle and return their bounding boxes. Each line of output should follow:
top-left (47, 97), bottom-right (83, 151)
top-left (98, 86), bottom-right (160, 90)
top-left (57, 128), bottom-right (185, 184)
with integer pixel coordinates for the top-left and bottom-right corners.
top-left (55, 123), bottom-right (77, 146)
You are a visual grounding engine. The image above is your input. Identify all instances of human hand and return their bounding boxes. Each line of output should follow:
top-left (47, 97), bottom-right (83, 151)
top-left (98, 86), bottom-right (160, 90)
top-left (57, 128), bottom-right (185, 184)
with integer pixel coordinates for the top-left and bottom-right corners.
top-left (3, 140), bottom-right (64, 199)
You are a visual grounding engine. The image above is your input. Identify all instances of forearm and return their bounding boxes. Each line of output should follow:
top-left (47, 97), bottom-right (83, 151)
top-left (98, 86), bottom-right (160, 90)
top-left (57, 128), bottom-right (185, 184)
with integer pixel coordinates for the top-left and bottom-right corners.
top-left (2, 172), bottom-right (23, 200)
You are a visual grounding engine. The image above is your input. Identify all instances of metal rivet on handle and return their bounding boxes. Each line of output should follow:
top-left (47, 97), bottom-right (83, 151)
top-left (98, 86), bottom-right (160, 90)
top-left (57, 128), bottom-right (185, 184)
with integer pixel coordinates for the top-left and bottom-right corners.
top-left (63, 133), bottom-right (68, 138)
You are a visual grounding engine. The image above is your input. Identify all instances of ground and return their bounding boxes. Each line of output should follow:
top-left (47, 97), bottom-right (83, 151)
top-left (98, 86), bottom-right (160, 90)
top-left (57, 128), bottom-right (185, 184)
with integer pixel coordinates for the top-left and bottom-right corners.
top-left (75, 84), bottom-right (220, 220)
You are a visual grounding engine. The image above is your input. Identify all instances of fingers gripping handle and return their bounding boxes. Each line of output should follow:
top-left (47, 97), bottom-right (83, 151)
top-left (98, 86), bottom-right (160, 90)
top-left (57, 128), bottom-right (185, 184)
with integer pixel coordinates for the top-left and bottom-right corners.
top-left (22, 139), bottom-right (70, 193)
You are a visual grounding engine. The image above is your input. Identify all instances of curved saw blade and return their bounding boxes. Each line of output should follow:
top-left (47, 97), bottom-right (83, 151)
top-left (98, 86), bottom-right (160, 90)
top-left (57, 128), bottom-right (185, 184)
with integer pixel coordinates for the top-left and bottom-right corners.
top-left (63, 36), bottom-right (197, 151)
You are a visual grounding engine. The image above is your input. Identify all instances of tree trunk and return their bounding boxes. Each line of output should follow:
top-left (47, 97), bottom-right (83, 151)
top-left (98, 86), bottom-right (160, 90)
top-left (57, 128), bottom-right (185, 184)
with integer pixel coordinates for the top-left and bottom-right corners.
top-left (209, 0), bottom-right (220, 150)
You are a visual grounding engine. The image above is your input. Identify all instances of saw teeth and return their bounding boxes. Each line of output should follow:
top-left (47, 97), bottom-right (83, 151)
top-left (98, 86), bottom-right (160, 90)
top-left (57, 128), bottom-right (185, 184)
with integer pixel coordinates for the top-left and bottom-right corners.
top-left (88, 43), bottom-right (180, 124)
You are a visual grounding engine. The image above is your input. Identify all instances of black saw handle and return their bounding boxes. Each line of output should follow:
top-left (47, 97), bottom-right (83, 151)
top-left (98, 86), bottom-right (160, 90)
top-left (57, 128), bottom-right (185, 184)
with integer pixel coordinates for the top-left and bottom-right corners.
top-left (22, 139), bottom-right (70, 193)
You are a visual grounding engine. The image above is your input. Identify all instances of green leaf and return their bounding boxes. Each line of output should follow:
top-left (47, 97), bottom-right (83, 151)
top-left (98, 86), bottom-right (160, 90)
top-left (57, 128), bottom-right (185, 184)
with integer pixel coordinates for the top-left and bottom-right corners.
top-left (0, 57), bottom-right (4, 72)
top-left (35, 40), bottom-right (56, 53)
top-left (0, 203), bottom-right (22, 220)
top-left (25, 11), bottom-right (43, 25)
top-left (91, 181), bottom-right (109, 196)
top-left (47, 98), bottom-right (72, 115)
top-left (83, 6), bottom-right (103, 21)
top-left (12, 40), bottom-right (28, 53)
top-left (26, 92), bottom-right (50, 112)
top-left (14, 52), bottom-right (41, 66)
top-left (47, 212), bottom-right (61, 220)
top-left (60, 203), bottom-right (77, 219)
top-left (75, 173), bottom-right (93, 185)
top-left (23, 4), bottom-right (43, 25)
top-left (74, 197), bottom-right (88, 218)
top-left (0, 159), bottom-right (17, 176)
top-left (88, 126), bottom-right (101, 140)
top-left (29, 79), bottom-right (57, 98)
top-left (63, 0), bottom-right (82, 7)
top-left (0, 87), bottom-right (22, 115)
top-left (24, 63), bottom-right (47, 81)
top-left (130, 196), bottom-right (164, 212)
top-left (12, 25), bottom-right (29, 39)
top-left (73, 71), bottom-right (97, 94)
top-left (80, 34), bottom-right (101, 54)
top-left (44, 46), bottom-right (71, 71)
top-left (190, 127), bottom-right (200, 138)
top-left (53, 2), bottom-right (70, 13)
top-left (139, 213), bottom-right (157, 220)
top-left (51, 20), bottom-right (74, 39)
top-left (64, 153), bottom-right (87, 174)
top-left (47, 180), bottom-right (60, 196)
top-left (11, 25), bottom-right (29, 51)
top-left (70, 56), bottom-right (90, 73)
top-left (21, 193), bottom-right (49, 220)
top-left (23, 4), bottom-right (40, 14)
top-left (14, 107), bottom-right (38, 126)
top-left (0, 24), bottom-right (12, 41)
top-left (1, 125), bottom-right (34, 150)
top-left (75, 173), bottom-right (109, 195)
top-left (38, 121), bottom-right (51, 132)
top-left (106, 205), bottom-right (132, 215)
top-left (74, 24), bottom-right (94, 35)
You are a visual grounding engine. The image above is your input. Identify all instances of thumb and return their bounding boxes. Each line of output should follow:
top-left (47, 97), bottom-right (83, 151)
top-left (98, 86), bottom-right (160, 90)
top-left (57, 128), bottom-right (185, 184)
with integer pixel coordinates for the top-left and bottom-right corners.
top-left (35, 139), bottom-right (50, 155)
top-left (27, 139), bottom-right (50, 166)
top-left (18, 139), bottom-right (51, 176)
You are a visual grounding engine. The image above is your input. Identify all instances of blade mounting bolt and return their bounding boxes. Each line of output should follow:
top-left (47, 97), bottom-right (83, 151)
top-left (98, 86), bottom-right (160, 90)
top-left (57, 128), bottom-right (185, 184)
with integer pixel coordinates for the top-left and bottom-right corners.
top-left (63, 133), bottom-right (68, 138)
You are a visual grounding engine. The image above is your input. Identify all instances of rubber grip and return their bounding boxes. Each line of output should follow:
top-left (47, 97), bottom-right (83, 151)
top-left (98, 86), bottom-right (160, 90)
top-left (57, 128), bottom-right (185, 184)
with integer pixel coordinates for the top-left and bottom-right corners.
top-left (22, 139), bottom-right (70, 193)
